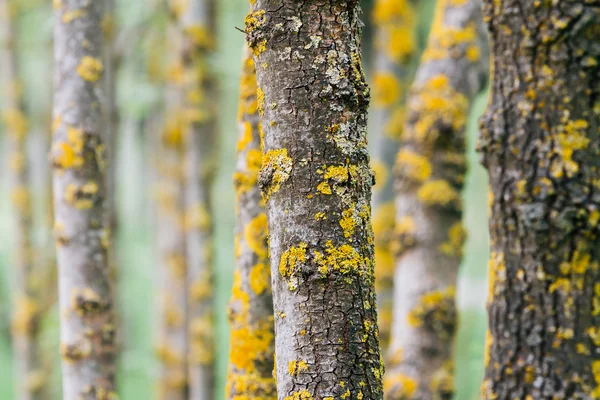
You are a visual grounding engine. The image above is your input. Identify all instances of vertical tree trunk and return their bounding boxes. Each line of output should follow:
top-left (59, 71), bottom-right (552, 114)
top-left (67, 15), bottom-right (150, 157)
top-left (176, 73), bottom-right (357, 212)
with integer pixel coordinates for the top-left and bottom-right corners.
top-left (246, 2), bottom-right (384, 399)
top-left (370, 0), bottom-right (420, 352)
top-left (479, 2), bottom-right (600, 399)
top-left (385, 0), bottom-right (488, 398)
top-left (1, 1), bottom-right (44, 398)
top-left (226, 46), bottom-right (276, 400)
top-left (178, 1), bottom-right (217, 398)
top-left (155, 15), bottom-right (189, 399)
top-left (51, 0), bottom-right (117, 398)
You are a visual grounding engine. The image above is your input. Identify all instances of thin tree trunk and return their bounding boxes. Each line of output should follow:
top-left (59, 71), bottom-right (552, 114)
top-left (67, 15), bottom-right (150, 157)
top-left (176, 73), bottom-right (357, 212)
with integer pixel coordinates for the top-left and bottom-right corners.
top-left (155, 17), bottom-right (189, 399)
top-left (178, 1), bottom-right (217, 398)
top-left (370, 0), bottom-right (420, 352)
top-left (479, 2), bottom-right (600, 399)
top-left (226, 46), bottom-right (276, 400)
top-left (246, 2), bottom-right (384, 399)
top-left (1, 1), bottom-right (44, 398)
top-left (51, 0), bottom-right (117, 398)
top-left (385, 0), bottom-right (488, 398)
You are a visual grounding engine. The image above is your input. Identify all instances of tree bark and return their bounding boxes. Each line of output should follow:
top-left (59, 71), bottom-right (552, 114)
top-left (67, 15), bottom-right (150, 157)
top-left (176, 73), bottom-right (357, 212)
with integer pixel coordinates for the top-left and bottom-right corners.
top-left (155, 16), bottom-right (189, 399)
top-left (226, 46), bottom-right (276, 400)
top-left (177, 1), bottom-right (217, 398)
top-left (385, 0), bottom-right (488, 398)
top-left (51, 0), bottom-right (117, 398)
top-left (479, 2), bottom-right (600, 399)
top-left (1, 1), bottom-right (45, 398)
top-left (369, 0), bottom-right (420, 352)
top-left (246, 2), bottom-right (384, 399)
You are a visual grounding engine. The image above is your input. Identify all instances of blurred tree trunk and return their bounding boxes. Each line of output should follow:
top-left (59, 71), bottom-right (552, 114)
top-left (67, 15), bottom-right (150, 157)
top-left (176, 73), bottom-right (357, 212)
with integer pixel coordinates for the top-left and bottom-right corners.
top-left (385, 0), bottom-right (488, 398)
top-left (177, 0), bottom-right (217, 398)
top-left (0, 1), bottom-right (44, 398)
top-left (246, 1), bottom-right (384, 399)
top-left (479, 2), bottom-right (600, 399)
top-left (225, 46), bottom-right (276, 400)
top-left (51, 0), bottom-right (117, 398)
top-left (369, 0), bottom-right (420, 352)
top-left (155, 11), bottom-right (189, 399)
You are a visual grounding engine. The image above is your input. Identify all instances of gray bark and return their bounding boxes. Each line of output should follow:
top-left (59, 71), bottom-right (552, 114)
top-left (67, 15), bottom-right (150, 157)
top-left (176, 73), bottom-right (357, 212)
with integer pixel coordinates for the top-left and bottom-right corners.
top-left (1, 1), bottom-right (44, 398)
top-left (178, 1), bottom-right (217, 398)
top-left (246, 1), bottom-right (384, 399)
top-left (51, 0), bottom-right (117, 398)
top-left (369, 0), bottom-right (421, 352)
top-left (386, 0), bottom-right (488, 398)
top-left (479, 1), bottom-right (600, 399)
top-left (155, 20), bottom-right (189, 400)
top-left (226, 46), bottom-right (276, 400)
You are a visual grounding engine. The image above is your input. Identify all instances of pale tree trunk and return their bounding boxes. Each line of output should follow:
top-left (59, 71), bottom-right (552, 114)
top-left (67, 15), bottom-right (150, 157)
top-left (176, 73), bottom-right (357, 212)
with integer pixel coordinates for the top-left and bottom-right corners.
top-left (370, 0), bottom-right (420, 352)
top-left (1, 1), bottom-right (44, 398)
top-left (177, 0), bottom-right (217, 398)
top-left (385, 0), bottom-right (488, 398)
top-left (226, 46), bottom-right (276, 400)
top-left (246, 1), bottom-right (384, 399)
top-left (479, 2), bottom-right (600, 399)
top-left (155, 14), bottom-right (189, 399)
top-left (51, 0), bottom-right (117, 398)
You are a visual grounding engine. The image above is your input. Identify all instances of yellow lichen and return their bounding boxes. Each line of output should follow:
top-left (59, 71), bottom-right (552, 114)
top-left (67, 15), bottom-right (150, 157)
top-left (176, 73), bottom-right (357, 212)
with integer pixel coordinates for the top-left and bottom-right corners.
top-left (439, 222), bottom-right (467, 257)
top-left (262, 149), bottom-right (293, 199)
top-left (373, 72), bottom-right (401, 107)
top-left (288, 359), bottom-right (308, 376)
top-left (396, 149), bottom-right (432, 182)
top-left (417, 180), bottom-right (459, 207)
top-left (76, 56), bottom-right (103, 82)
top-left (245, 214), bottom-right (269, 258)
top-left (249, 263), bottom-right (269, 295)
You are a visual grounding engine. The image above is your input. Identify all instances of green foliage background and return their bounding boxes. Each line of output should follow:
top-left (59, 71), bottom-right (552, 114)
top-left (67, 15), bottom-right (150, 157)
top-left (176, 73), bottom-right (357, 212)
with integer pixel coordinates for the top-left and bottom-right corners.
top-left (0, 1), bottom-right (489, 398)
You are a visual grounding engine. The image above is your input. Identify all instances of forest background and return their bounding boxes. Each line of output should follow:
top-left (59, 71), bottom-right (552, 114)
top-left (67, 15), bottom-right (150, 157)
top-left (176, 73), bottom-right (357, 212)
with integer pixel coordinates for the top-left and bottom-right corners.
top-left (0, 0), bottom-right (490, 398)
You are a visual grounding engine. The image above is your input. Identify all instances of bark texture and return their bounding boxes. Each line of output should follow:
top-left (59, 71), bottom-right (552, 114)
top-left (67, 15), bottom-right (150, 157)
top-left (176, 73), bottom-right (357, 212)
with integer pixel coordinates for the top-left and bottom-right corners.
top-left (385, 0), bottom-right (488, 398)
top-left (226, 46), bottom-right (276, 400)
top-left (1, 1), bottom-right (45, 398)
top-left (51, 0), bottom-right (117, 398)
top-left (478, 1), bottom-right (600, 399)
top-left (246, 2), bottom-right (384, 399)
top-left (177, 1), bottom-right (217, 398)
top-left (155, 16), bottom-right (189, 400)
top-left (369, 0), bottom-right (420, 351)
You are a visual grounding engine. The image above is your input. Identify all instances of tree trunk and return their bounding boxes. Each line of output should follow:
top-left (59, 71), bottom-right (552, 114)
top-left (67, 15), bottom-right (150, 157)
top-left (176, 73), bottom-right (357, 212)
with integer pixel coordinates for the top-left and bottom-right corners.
top-left (369, 0), bottom-right (420, 352)
top-left (385, 0), bottom-right (488, 398)
top-left (155, 17), bottom-right (189, 399)
top-left (51, 0), bottom-right (117, 398)
top-left (226, 46), bottom-right (277, 400)
top-left (178, 1), bottom-right (217, 398)
top-left (479, 2), bottom-right (600, 399)
top-left (1, 1), bottom-right (44, 399)
top-left (246, 2), bottom-right (384, 399)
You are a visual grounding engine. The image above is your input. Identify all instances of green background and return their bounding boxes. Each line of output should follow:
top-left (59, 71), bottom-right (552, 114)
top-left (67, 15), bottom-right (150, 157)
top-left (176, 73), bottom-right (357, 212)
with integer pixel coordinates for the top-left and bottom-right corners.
top-left (0, 1), bottom-right (489, 398)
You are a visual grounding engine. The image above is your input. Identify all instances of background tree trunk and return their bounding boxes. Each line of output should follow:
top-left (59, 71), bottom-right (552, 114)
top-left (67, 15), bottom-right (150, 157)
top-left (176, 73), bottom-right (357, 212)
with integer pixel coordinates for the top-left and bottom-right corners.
top-left (0, 1), bottom-right (44, 398)
top-left (226, 46), bottom-right (276, 400)
top-left (178, 0), bottom-right (217, 398)
top-left (155, 11), bottom-right (189, 398)
top-left (369, 0), bottom-right (421, 352)
top-left (385, 0), bottom-right (488, 398)
top-left (51, 0), bottom-right (117, 398)
top-left (246, 1), bottom-right (384, 399)
top-left (479, 2), bottom-right (600, 398)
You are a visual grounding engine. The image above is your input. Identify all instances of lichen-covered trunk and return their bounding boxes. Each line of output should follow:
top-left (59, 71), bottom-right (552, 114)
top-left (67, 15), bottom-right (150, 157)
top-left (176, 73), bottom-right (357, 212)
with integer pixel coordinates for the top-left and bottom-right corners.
top-left (1, 1), bottom-right (44, 398)
top-left (478, 2), bottom-right (600, 399)
top-left (246, 2), bottom-right (384, 399)
top-left (51, 0), bottom-right (117, 398)
top-left (178, 1), bottom-right (217, 398)
top-left (369, 0), bottom-right (420, 351)
top-left (226, 47), bottom-right (276, 400)
top-left (155, 20), bottom-right (189, 400)
top-left (385, 0), bottom-right (488, 398)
